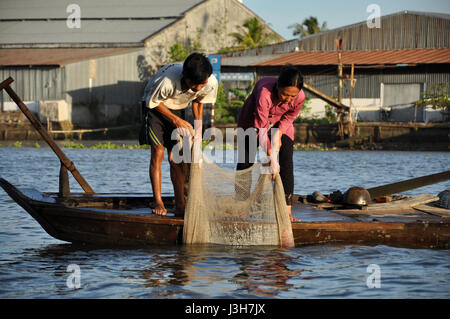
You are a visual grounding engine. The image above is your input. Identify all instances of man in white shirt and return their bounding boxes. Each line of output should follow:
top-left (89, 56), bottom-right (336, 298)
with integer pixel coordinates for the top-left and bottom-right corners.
top-left (140, 53), bottom-right (218, 216)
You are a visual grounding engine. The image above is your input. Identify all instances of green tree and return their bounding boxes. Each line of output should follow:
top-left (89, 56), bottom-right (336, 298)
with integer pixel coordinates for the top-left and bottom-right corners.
top-left (167, 43), bottom-right (190, 62)
top-left (324, 104), bottom-right (338, 123)
top-left (229, 18), bottom-right (281, 50)
top-left (413, 83), bottom-right (450, 111)
top-left (167, 35), bottom-right (202, 63)
top-left (214, 84), bottom-right (234, 124)
top-left (289, 16), bottom-right (328, 38)
top-left (214, 82), bottom-right (255, 124)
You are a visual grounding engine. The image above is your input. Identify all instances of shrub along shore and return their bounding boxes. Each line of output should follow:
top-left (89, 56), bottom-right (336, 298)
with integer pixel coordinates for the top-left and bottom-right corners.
top-left (0, 140), bottom-right (336, 151)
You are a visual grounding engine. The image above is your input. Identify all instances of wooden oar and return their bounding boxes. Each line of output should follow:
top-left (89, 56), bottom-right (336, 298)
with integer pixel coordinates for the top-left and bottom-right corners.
top-left (367, 170), bottom-right (450, 199)
top-left (0, 77), bottom-right (94, 194)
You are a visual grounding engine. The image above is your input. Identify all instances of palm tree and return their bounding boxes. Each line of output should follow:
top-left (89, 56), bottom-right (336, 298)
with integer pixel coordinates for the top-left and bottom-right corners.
top-left (229, 18), bottom-right (281, 50)
top-left (289, 16), bottom-right (328, 38)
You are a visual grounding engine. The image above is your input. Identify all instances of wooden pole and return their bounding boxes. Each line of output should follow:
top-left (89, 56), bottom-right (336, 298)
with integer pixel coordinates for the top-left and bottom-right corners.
top-left (336, 38), bottom-right (343, 103)
top-left (335, 38), bottom-right (345, 139)
top-left (338, 53), bottom-right (343, 103)
top-left (0, 77), bottom-right (94, 194)
top-left (0, 77), bottom-right (14, 91)
top-left (367, 170), bottom-right (450, 200)
top-left (348, 64), bottom-right (355, 137)
top-left (302, 83), bottom-right (349, 112)
top-left (59, 162), bottom-right (71, 196)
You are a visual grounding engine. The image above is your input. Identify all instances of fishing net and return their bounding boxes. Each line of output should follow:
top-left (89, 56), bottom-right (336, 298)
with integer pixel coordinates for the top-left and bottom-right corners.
top-left (182, 139), bottom-right (294, 247)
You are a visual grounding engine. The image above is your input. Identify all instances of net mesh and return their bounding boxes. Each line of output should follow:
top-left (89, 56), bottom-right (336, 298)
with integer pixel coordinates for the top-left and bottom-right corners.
top-left (183, 140), bottom-right (295, 247)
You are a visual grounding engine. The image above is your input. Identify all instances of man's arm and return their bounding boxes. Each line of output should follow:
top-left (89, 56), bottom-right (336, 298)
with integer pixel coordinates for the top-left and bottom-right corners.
top-left (155, 102), bottom-right (192, 131)
top-left (192, 100), bottom-right (203, 121)
top-left (192, 99), bottom-right (203, 140)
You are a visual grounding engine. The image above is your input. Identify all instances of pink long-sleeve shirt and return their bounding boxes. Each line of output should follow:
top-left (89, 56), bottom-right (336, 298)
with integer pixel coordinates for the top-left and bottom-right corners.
top-left (237, 77), bottom-right (305, 145)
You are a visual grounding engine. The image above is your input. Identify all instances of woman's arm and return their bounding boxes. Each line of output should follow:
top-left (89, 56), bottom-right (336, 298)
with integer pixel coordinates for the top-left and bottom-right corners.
top-left (254, 88), bottom-right (272, 156)
top-left (252, 87), bottom-right (281, 179)
top-left (277, 101), bottom-right (303, 135)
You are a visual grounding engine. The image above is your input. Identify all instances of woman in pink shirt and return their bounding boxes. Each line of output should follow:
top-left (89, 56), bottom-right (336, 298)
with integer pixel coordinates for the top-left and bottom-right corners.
top-left (237, 67), bottom-right (305, 222)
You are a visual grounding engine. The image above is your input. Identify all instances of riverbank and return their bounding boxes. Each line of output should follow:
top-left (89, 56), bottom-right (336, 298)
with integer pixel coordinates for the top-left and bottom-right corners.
top-left (0, 139), bottom-right (445, 152)
top-left (0, 139), bottom-right (330, 151)
top-left (215, 122), bottom-right (450, 152)
top-left (0, 121), bottom-right (448, 151)
top-left (0, 139), bottom-right (149, 149)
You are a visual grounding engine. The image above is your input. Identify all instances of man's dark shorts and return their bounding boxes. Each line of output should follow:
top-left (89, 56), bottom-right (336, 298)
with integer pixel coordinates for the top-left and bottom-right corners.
top-left (139, 103), bottom-right (185, 152)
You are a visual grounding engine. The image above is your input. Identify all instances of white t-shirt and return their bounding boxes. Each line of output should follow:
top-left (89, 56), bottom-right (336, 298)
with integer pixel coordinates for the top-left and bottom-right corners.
top-left (142, 63), bottom-right (218, 110)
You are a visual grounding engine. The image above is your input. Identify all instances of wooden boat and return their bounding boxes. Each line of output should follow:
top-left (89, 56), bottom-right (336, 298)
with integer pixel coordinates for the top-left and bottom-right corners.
top-left (1, 177), bottom-right (448, 249)
top-left (1, 77), bottom-right (448, 249)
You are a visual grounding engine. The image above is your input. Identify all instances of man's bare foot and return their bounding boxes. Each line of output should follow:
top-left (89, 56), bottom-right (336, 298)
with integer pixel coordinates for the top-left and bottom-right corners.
top-left (152, 201), bottom-right (167, 216)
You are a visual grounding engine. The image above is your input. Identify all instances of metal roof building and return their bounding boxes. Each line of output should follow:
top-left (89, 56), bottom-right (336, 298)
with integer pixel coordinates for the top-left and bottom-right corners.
top-left (294, 11), bottom-right (450, 52)
top-left (256, 48), bottom-right (450, 66)
top-left (220, 11), bottom-right (450, 123)
top-left (0, 0), bottom-right (204, 47)
top-left (0, 0), bottom-right (283, 127)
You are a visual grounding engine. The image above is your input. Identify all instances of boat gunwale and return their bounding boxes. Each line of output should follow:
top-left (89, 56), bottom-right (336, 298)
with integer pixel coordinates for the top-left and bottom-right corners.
top-left (2, 179), bottom-right (448, 229)
top-left (1, 177), bottom-right (448, 249)
top-left (12, 186), bottom-right (446, 231)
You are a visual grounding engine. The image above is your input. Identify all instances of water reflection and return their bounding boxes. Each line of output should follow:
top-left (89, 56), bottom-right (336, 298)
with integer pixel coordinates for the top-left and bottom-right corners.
top-left (140, 245), bottom-right (233, 297)
top-left (141, 249), bottom-right (190, 297)
top-left (138, 245), bottom-right (311, 298)
top-left (231, 249), bottom-right (307, 297)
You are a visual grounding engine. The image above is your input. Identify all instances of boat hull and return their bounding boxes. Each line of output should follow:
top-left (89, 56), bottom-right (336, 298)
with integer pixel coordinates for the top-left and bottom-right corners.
top-left (1, 178), bottom-right (448, 249)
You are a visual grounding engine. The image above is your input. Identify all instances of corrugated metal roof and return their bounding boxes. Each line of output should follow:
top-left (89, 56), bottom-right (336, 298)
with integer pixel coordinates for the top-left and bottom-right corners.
top-left (295, 11), bottom-right (450, 51)
top-left (0, 19), bottom-right (176, 45)
top-left (218, 10), bottom-right (449, 57)
top-left (255, 48), bottom-right (450, 66)
top-left (0, 0), bottom-right (204, 19)
top-left (0, 48), bottom-right (140, 66)
top-left (220, 39), bottom-right (299, 58)
top-left (222, 54), bottom-right (286, 66)
top-left (294, 11), bottom-right (450, 44)
top-left (0, 0), bottom-right (204, 46)
top-left (399, 10), bottom-right (450, 20)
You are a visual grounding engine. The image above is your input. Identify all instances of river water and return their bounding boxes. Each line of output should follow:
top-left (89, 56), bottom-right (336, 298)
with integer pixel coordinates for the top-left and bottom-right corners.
top-left (0, 145), bottom-right (448, 299)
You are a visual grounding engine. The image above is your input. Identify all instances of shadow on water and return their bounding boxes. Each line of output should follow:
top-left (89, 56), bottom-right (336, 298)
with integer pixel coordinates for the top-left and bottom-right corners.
top-left (136, 244), bottom-right (317, 298)
top-left (1, 239), bottom-right (449, 298)
top-left (8, 243), bottom-right (316, 298)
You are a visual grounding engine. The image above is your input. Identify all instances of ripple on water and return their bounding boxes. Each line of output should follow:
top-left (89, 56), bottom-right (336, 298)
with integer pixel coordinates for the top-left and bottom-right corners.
top-left (0, 148), bottom-right (449, 298)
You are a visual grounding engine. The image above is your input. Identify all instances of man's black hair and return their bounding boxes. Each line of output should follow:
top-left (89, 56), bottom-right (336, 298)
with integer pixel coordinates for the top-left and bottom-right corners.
top-left (182, 53), bottom-right (212, 85)
top-left (277, 66), bottom-right (303, 90)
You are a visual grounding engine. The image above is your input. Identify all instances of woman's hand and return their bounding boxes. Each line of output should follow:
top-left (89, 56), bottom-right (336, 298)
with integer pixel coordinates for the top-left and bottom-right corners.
top-left (278, 131), bottom-right (282, 150)
top-left (270, 159), bottom-right (280, 180)
top-left (263, 151), bottom-right (280, 180)
top-left (272, 128), bottom-right (283, 153)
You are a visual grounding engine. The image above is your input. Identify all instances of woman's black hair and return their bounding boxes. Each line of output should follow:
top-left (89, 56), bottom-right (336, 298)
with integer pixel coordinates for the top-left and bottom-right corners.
top-left (277, 66), bottom-right (303, 90)
top-left (182, 53), bottom-right (213, 84)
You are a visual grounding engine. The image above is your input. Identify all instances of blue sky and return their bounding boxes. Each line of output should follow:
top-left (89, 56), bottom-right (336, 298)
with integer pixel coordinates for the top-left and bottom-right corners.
top-left (243, 0), bottom-right (450, 40)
